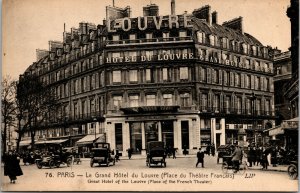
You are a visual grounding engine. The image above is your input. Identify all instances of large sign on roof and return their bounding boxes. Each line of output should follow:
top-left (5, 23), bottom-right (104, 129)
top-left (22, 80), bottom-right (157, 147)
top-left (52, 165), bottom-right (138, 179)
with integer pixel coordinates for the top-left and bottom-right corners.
top-left (107, 14), bottom-right (193, 32)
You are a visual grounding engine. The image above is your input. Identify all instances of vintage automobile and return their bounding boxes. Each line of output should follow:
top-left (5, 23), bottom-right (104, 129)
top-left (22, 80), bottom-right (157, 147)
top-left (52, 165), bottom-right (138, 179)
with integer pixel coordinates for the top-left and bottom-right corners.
top-left (36, 151), bottom-right (72, 169)
top-left (146, 141), bottom-right (166, 167)
top-left (90, 147), bottom-right (115, 167)
top-left (63, 147), bottom-right (81, 165)
top-left (217, 144), bottom-right (235, 164)
top-left (288, 160), bottom-right (298, 180)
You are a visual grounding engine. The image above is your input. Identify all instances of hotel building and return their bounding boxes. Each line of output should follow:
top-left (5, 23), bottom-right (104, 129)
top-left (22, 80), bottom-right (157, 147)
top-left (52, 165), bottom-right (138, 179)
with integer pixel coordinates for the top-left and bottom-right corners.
top-left (19, 1), bottom-right (275, 155)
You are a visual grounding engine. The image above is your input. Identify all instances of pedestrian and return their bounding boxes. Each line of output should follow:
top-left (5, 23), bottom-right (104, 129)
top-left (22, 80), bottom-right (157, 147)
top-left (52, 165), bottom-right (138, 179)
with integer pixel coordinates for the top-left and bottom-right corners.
top-left (196, 148), bottom-right (205, 168)
top-left (271, 146), bottom-right (278, 167)
top-left (247, 146), bottom-right (255, 167)
top-left (211, 143), bottom-right (215, 157)
top-left (127, 148), bottom-right (133, 159)
top-left (262, 147), bottom-right (270, 170)
top-left (171, 147), bottom-right (176, 159)
top-left (206, 144), bottom-right (211, 156)
top-left (115, 149), bottom-right (120, 162)
top-left (256, 146), bottom-right (263, 166)
top-left (231, 144), bottom-right (243, 173)
top-left (3, 150), bottom-right (23, 183)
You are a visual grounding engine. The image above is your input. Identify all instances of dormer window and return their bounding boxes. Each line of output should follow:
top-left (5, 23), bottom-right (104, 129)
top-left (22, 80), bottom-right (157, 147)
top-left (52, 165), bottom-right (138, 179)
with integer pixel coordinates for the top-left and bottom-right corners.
top-left (197, 32), bottom-right (205, 44)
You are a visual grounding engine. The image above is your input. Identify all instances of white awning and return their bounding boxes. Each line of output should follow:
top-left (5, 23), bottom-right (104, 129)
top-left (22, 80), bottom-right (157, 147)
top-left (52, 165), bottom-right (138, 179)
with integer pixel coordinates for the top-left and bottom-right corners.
top-left (19, 140), bottom-right (32, 147)
top-left (35, 139), bottom-right (68, 145)
top-left (76, 134), bottom-right (105, 145)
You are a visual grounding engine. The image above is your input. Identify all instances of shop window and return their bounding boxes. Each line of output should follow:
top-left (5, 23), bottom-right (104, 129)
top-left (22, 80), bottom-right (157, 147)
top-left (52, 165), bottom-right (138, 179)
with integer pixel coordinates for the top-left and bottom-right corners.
top-left (130, 122), bottom-right (142, 153)
top-left (181, 121), bottom-right (189, 149)
top-left (115, 123), bottom-right (123, 151)
top-left (145, 122), bottom-right (158, 144)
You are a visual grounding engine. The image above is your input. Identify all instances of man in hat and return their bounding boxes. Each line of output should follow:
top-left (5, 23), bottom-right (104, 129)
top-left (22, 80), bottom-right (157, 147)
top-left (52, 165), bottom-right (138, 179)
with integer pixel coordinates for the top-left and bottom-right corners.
top-left (196, 148), bottom-right (205, 168)
top-left (231, 143), bottom-right (243, 173)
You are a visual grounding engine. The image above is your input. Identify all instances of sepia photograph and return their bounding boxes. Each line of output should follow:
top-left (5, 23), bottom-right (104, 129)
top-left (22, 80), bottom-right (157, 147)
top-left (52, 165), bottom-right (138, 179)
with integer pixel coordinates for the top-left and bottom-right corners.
top-left (1, 0), bottom-right (299, 191)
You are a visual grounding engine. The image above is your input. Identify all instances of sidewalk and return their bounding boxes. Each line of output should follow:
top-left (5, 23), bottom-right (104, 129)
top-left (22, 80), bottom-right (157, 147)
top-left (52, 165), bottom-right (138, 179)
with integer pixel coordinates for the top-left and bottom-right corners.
top-left (246, 164), bottom-right (289, 172)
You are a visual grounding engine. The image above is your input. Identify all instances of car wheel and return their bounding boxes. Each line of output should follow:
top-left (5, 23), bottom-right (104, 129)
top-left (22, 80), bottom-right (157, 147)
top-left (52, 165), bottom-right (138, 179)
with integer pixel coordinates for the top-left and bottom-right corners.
top-left (49, 161), bottom-right (54, 169)
top-left (222, 162), bottom-right (229, 174)
top-left (56, 163), bottom-right (60, 168)
top-left (90, 160), bottom-right (94, 167)
top-left (36, 162), bottom-right (42, 169)
top-left (66, 158), bottom-right (72, 167)
top-left (288, 164), bottom-right (298, 180)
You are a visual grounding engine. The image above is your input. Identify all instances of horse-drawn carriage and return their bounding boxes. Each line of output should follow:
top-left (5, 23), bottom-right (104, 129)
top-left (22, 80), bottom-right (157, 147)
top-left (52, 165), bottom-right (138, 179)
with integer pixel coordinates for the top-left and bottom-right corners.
top-left (146, 141), bottom-right (166, 168)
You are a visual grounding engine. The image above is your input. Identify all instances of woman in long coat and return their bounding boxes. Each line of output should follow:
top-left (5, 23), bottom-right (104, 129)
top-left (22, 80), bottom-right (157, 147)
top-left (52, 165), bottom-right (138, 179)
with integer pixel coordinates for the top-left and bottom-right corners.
top-left (3, 151), bottom-right (23, 183)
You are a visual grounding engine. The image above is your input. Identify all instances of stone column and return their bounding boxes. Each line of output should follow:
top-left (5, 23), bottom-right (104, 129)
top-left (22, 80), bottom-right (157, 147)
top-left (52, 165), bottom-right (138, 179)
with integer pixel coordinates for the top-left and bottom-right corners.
top-left (177, 120), bottom-right (182, 151)
top-left (141, 122), bottom-right (146, 156)
top-left (123, 122), bottom-right (130, 152)
top-left (106, 121), bottom-right (115, 150)
top-left (211, 118), bottom-right (216, 145)
top-left (158, 121), bottom-right (162, 141)
top-left (220, 118), bottom-right (226, 145)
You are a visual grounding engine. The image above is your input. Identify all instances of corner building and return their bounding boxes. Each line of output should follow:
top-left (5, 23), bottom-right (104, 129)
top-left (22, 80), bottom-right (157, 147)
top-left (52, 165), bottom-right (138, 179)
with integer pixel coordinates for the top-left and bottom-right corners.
top-left (20, 3), bottom-right (275, 155)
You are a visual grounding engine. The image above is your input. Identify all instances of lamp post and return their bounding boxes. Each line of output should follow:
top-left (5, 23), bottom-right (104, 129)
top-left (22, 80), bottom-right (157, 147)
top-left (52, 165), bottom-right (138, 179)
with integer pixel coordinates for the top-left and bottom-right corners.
top-left (93, 117), bottom-right (97, 147)
top-left (249, 92), bottom-right (257, 145)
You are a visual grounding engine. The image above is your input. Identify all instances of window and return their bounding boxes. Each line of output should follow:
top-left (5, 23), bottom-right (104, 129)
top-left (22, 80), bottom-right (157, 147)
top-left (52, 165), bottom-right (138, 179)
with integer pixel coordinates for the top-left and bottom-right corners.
top-left (129, 34), bottom-right (136, 40)
top-left (90, 99), bottom-right (95, 113)
top-left (201, 94), bottom-right (208, 110)
top-left (236, 97), bottom-right (242, 114)
top-left (222, 37), bottom-right (228, 49)
top-left (180, 67), bottom-right (188, 80)
top-left (256, 99), bottom-right (261, 115)
top-left (163, 94), bottom-right (173, 106)
top-left (181, 121), bottom-right (189, 149)
top-left (224, 96), bottom-right (231, 113)
top-left (197, 32), bottom-right (205, 43)
top-left (265, 100), bottom-right (270, 115)
top-left (179, 31), bottom-right (187, 37)
top-left (129, 95), bottom-right (139, 107)
top-left (146, 68), bottom-right (154, 82)
top-left (163, 68), bottom-right (171, 81)
top-left (201, 68), bottom-right (207, 82)
top-left (129, 70), bottom-right (138, 82)
top-left (163, 32), bottom-right (169, 39)
top-left (223, 71), bottom-right (229, 86)
top-left (112, 70), bottom-right (121, 83)
top-left (146, 33), bottom-right (153, 39)
top-left (246, 75), bottom-right (251, 88)
top-left (115, 123), bottom-right (123, 151)
top-left (265, 78), bottom-right (270, 91)
top-left (213, 94), bottom-right (220, 111)
top-left (81, 78), bottom-right (85, 92)
top-left (180, 93), bottom-right (190, 107)
top-left (209, 35), bottom-right (216, 46)
top-left (112, 52), bottom-right (121, 58)
top-left (112, 35), bottom-right (120, 41)
top-left (212, 69), bottom-right (219, 84)
top-left (235, 73), bottom-right (241, 87)
top-left (81, 100), bottom-right (86, 115)
top-left (146, 95), bottom-right (156, 106)
top-left (255, 76), bottom-right (261, 90)
top-left (113, 96), bottom-right (122, 110)
top-left (246, 98), bottom-right (251, 114)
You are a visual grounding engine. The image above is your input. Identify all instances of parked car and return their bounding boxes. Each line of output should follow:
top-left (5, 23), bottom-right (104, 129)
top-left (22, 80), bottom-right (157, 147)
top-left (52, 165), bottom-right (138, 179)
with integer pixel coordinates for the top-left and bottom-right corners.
top-left (146, 141), bottom-right (166, 167)
top-left (90, 147), bottom-right (115, 167)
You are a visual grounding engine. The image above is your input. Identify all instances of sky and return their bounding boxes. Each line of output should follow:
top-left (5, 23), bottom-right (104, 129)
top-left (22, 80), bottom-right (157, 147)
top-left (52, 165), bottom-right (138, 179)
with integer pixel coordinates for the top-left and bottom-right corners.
top-left (2, 0), bottom-right (291, 80)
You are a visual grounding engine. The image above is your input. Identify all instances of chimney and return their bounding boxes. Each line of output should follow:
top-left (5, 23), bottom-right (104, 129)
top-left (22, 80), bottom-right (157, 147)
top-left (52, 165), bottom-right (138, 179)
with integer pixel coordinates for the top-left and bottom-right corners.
top-left (222, 16), bottom-right (243, 34)
top-left (171, 0), bottom-right (175, 15)
top-left (192, 5), bottom-right (211, 24)
top-left (212, 11), bottom-right (217, 24)
top-left (143, 4), bottom-right (159, 16)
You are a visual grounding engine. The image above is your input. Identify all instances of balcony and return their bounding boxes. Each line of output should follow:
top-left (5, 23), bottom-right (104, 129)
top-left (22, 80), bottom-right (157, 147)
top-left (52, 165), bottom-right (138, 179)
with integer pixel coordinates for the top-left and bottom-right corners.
top-left (199, 106), bottom-right (275, 117)
top-left (106, 37), bottom-right (193, 47)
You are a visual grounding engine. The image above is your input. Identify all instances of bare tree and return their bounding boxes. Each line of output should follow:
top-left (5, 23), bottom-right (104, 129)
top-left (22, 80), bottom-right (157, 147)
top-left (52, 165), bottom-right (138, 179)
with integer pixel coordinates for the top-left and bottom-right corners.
top-left (16, 74), bottom-right (57, 150)
top-left (1, 76), bottom-right (17, 153)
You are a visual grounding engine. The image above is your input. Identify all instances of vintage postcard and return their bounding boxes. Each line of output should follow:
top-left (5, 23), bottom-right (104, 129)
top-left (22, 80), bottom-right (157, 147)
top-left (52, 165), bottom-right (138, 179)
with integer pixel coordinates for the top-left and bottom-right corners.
top-left (1, 0), bottom-right (298, 191)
